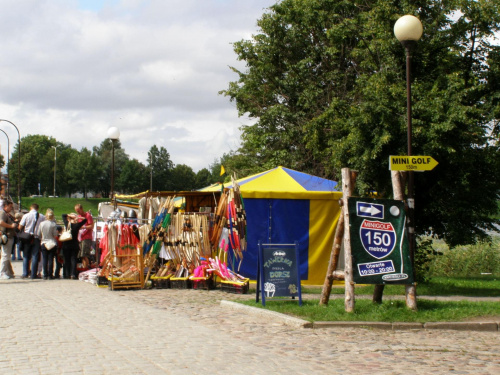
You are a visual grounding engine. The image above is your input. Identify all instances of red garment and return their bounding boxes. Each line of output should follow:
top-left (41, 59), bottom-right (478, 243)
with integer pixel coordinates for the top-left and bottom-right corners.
top-left (78, 211), bottom-right (94, 241)
top-left (99, 224), bottom-right (109, 263)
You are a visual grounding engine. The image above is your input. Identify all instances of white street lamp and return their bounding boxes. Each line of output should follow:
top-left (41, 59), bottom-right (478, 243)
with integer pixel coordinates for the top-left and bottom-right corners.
top-left (0, 129), bottom-right (10, 197)
top-left (52, 145), bottom-right (58, 197)
top-left (394, 15), bottom-right (423, 281)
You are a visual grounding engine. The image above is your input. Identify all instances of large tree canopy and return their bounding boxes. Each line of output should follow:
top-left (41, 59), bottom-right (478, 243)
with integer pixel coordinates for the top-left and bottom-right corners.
top-left (221, 0), bottom-right (500, 246)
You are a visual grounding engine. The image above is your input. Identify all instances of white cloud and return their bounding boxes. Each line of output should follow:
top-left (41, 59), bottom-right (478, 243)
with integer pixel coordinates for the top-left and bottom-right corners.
top-left (0, 0), bottom-right (271, 172)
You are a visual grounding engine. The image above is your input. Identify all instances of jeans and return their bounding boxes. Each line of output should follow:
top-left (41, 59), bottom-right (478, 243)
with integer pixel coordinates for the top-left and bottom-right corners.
top-left (54, 250), bottom-right (63, 277)
top-left (41, 245), bottom-right (55, 278)
top-left (16, 240), bottom-right (22, 260)
top-left (22, 239), bottom-right (41, 279)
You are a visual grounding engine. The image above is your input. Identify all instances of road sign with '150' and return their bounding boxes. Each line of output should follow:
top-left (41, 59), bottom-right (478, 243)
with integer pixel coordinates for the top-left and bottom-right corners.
top-left (348, 197), bottom-right (414, 284)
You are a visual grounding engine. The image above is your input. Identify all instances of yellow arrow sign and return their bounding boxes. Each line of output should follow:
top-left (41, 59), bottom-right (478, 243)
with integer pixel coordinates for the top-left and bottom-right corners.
top-left (389, 155), bottom-right (438, 171)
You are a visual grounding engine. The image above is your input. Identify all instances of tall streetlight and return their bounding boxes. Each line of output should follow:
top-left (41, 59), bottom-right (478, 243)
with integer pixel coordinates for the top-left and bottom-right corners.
top-left (52, 145), bottom-right (58, 197)
top-left (0, 129), bottom-right (10, 196)
top-left (394, 15), bottom-right (423, 277)
top-left (0, 119), bottom-right (21, 209)
top-left (107, 127), bottom-right (120, 208)
top-left (149, 152), bottom-right (153, 191)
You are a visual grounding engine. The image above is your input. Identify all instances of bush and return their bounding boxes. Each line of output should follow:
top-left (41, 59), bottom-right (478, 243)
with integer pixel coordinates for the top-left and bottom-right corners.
top-left (428, 238), bottom-right (500, 277)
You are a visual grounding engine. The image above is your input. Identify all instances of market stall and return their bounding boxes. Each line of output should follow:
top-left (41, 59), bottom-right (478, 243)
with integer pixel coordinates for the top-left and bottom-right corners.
top-left (203, 166), bottom-right (342, 285)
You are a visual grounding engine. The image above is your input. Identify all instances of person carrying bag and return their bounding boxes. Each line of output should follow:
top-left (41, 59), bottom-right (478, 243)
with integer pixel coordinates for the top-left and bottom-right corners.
top-left (19, 203), bottom-right (45, 279)
top-left (37, 209), bottom-right (59, 280)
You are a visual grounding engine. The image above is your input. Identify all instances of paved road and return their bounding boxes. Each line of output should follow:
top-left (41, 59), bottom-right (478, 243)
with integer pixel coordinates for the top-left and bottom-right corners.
top-left (1, 261), bottom-right (499, 374)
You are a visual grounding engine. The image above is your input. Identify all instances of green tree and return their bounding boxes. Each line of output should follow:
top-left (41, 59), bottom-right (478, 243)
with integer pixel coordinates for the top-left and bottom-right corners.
top-left (221, 0), bottom-right (500, 246)
top-left (93, 139), bottom-right (128, 197)
top-left (171, 164), bottom-right (196, 191)
top-left (65, 147), bottom-right (103, 198)
top-left (10, 135), bottom-right (61, 198)
top-left (118, 159), bottom-right (149, 194)
top-left (148, 145), bottom-right (174, 191)
top-left (194, 168), bottom-right (213, 189)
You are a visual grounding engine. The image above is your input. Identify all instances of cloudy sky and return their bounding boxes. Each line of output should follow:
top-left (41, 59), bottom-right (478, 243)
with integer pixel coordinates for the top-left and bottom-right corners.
top-left (0, 0), bottom-right (275, 172)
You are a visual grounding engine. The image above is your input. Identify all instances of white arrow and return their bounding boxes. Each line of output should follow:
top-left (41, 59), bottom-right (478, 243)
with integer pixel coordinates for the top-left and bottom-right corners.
top-left (360, 205), bottom-right (382, 217)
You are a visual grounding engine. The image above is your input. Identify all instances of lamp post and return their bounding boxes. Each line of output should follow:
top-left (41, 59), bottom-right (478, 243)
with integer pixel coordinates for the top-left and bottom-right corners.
top-left (0, 129), bottom-right (10, 196)
top-left (394, 15), bottom-right (423, 278)
top-left (52, 145), bottom-right (58, 197)
top-left (150, 152), bottom-right (153, 191)
top-left (0, 119), bottom-right (21, 209)
top-left (107, 127), bottom-right (120, 208)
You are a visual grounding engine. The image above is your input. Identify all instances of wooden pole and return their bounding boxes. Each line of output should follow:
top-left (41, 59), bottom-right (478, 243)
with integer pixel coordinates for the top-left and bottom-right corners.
top-left (373, 171), bottom-right (405, 303)
top-left (319, 206), bottom-right (345, 305)
top-left (342, 168), bottom-right (357, 313)
top-left (398, 170), bottom-right (418, 311)
top-left (372, 171), bottom-right (417, 310)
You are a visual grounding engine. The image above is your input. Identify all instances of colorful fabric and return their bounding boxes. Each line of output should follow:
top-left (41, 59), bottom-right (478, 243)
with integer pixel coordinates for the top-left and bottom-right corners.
top-left (205, 166), bottom-right (342, 285)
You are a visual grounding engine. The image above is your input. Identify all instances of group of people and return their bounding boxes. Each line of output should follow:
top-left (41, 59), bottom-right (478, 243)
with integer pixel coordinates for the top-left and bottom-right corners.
top-left (0, 199), bottom-right (94, 280)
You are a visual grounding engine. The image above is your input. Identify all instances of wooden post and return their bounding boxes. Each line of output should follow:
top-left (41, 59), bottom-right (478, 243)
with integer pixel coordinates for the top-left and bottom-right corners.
top-left (373, 170), bottom-right (407, 303)
top-left (342, 168), bottom-right (357, 313)
top-left (398, 174), bottom-right (418, 310)
top-left (319, 206), bottom-right (345, 305)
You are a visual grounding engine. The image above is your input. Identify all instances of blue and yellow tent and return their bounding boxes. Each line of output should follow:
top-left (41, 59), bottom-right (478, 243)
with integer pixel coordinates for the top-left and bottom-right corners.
top-left (207, 166), bottom-right (343, 285)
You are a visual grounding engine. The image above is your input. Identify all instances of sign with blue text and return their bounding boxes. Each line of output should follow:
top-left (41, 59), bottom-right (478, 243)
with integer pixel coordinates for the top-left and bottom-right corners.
top-left (256, 242), bottom-right (302, 306)
top-left (348, 197), bottom-right (414, 284)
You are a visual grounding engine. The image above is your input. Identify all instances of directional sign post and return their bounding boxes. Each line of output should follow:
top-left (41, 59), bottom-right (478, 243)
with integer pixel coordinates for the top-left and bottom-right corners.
top-left (389, 155), bottom-right (438, 171)
top-left (348, 197), bottom-right (414, 284)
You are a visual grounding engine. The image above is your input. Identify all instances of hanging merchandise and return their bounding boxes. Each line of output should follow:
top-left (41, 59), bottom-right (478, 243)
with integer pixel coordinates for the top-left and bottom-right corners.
top-left (97, 215), bottom-right (146, 290)
top-left (210, 174), bottom-right (247, 271)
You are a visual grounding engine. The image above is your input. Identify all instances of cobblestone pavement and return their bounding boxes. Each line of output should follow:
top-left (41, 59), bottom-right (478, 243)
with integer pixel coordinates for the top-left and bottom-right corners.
top-left (1, 261), bottom-right (499, 374)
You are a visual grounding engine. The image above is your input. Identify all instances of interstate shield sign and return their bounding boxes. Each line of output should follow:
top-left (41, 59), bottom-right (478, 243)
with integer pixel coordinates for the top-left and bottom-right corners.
top-left (348, 197), bottom-right (414, 284)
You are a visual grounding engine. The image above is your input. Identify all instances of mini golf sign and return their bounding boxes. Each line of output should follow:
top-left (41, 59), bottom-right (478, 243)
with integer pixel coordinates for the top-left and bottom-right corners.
top-left (348, 197), bottom-right (414, 284)
top-left (389, 155), bottom-right (438, 171)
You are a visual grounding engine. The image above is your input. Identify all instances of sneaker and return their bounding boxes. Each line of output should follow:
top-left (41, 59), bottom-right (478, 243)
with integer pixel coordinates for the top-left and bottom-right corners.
top-left (0, 275), bottom-right (11, 280)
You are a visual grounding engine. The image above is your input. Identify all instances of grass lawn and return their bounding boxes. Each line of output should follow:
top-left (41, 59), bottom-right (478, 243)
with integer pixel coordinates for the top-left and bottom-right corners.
top-left (244, 276), bottom-right (500, 322)
top-left (21, 197), bottom-right (108, 223)
top-left (301, 275), bottom-right (500, 297)
top-left (239, 298), bottom-right (500, 323)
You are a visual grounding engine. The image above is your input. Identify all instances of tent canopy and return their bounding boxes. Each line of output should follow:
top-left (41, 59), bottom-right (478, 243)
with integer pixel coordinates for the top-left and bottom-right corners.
top-left (203, 166), bottom-right (340, 199)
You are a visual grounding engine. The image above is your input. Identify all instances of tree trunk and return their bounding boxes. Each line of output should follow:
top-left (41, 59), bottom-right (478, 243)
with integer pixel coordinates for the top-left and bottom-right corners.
top-left (319, 207), bottom-right (345, 305)
top-left (342, 168), bottom-right (357, 313)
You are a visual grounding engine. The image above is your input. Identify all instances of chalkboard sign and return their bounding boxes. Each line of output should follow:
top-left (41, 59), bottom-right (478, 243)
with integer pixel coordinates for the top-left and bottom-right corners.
top-left (256, 241), bottom-right (302, 306)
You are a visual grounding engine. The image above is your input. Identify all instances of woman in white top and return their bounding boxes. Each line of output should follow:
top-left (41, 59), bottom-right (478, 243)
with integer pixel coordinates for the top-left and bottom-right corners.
top-left (37, 209), bottom-right (58, 280)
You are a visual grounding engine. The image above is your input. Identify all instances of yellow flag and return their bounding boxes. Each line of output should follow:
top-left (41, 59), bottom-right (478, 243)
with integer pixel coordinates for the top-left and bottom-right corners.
top-left (220, 165), bottom-right (225, 176)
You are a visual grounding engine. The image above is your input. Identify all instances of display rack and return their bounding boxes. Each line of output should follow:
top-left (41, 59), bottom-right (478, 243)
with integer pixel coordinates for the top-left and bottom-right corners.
top-left (109, 246), bottom-right (144, 291)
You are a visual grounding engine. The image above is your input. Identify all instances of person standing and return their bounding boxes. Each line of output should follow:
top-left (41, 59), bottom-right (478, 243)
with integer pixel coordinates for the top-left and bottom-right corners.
top-left (13, 212), bottom-right (24, 261)
top-left (19, 203), bottom-right (45, 279)
top-left (62, 213), bottom-right (87, 279)
top-left (37, 209), bottom-right (58, 280)
top-left (0, 199), bottom-right (18, 279)
top-left (75, 204), bottom-right (93, 263)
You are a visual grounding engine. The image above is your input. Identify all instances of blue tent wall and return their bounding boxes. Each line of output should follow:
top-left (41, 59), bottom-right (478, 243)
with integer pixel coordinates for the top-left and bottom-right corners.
top-left (239, 198), bottom-right (310, 280)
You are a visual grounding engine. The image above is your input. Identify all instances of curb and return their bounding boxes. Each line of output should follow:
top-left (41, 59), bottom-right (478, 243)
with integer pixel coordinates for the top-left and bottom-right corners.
top-left (220, 300), bottom-right (313, 328)
top-left (221, 300), bottom-right (500, 331)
